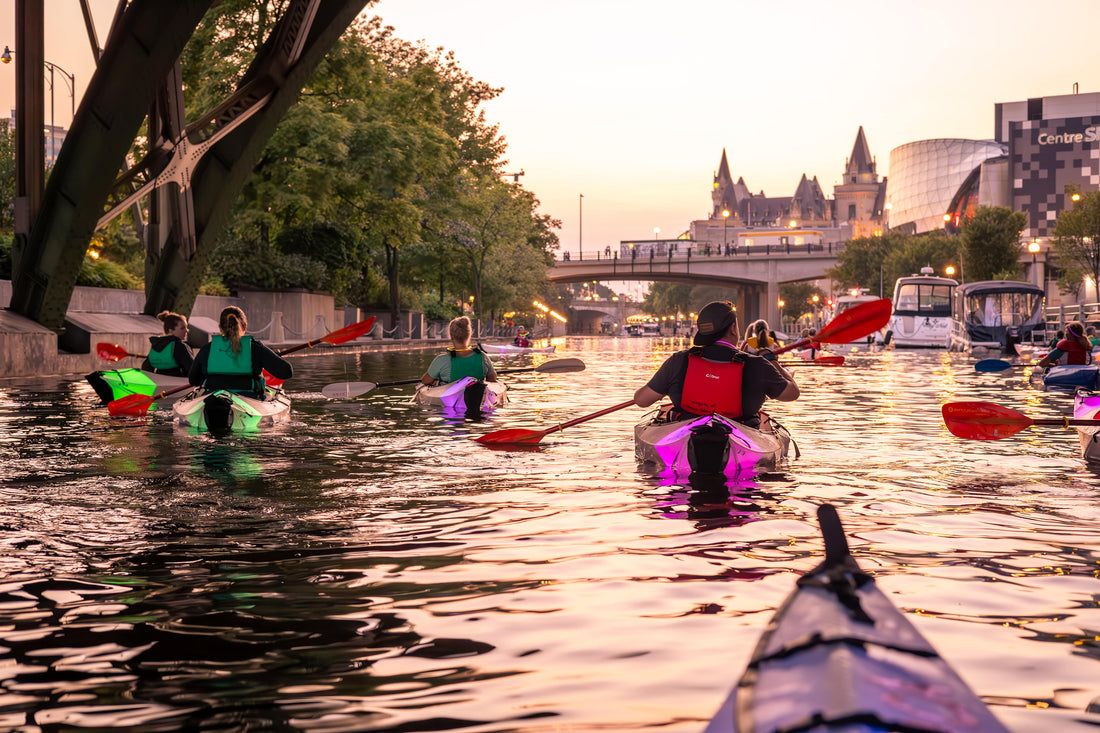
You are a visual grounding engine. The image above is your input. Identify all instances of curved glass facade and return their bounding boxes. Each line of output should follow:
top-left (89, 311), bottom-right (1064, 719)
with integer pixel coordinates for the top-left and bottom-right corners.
top-left (885, 139), bottom-right (1007, 234)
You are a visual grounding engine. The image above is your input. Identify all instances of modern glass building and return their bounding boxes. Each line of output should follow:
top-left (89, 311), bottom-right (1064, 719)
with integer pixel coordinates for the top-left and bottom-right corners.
top-left (885, 139), bottom-right (1007, 234)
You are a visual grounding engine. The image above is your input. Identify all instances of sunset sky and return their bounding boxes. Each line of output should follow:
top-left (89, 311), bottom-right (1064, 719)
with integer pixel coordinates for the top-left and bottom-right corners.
top-left (5, 1), bottom-right (1100, 272)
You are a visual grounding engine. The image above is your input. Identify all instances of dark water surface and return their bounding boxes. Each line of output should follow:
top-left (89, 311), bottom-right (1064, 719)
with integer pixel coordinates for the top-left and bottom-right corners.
top-left (1, 337), bottom-right (1098, 731)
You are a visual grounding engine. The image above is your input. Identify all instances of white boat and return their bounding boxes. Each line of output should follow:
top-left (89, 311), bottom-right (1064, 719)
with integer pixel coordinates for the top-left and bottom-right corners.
top-left (634, 411), bottom-right (791, 478)
top-left (824, 290), bottom-right (887, 354)
top-left (483, 343), bottom-right (556, 355)
top-left (412, 376), bottom-right (507, 414)
top-left (1074, 390), bottom-right (1100, 463)
top-left (948, 280), bottom-right (1045, 353)
top-left (887, 268), bottom-right (957, 348)
top-left (173, 387), bottom-right (292, 433)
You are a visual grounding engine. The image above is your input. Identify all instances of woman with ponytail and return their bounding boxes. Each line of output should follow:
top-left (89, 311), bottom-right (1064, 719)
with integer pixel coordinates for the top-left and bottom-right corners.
top-left (141, 310), bottom-right (194, 377)
top-left (188, 306), bottom-right (293, 397)
top-left (1037, 320), bottom-right (1093, 368)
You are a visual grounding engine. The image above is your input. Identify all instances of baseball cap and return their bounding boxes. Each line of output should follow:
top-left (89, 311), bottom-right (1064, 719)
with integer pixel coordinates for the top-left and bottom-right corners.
top-left (693, 301), bottom-right (737, 346)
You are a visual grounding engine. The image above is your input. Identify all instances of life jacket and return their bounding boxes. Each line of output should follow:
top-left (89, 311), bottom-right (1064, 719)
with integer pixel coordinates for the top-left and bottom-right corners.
top-left (680, 352), bottom-right (744, 419)
top-left (147, 338), bottom-right (179, 371)
top-left (1055, 338), bottom-right (1091, 365)
top-left (206, 335), bottom-right (263, 393)
top-left (447, 347), bottom-right (486, 381)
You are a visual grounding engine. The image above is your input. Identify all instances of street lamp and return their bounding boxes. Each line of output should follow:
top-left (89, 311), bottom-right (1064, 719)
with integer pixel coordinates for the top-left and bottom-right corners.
top-left (778, 300), bottom-right (785, 330)
top-left (721, 208), bottom-right (730, 252)
top-left (945, 265), bottom-right (956, 277)
top-left (811, 294), bottom-right (820, 329)
top-left (1028, 241), bottom-right (1042, 288)
top-left (2, 45), bottom-right (75, 166)
top-left (578, 193), bottom-right (583, 260)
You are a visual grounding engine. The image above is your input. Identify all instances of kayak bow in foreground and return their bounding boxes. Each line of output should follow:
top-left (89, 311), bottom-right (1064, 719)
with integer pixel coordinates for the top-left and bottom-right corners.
top-left (704, 504), bottom-right (1010, 733)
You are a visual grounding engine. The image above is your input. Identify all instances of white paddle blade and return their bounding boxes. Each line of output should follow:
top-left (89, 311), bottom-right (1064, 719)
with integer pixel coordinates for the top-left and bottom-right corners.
top-left (321, 381), bottom-right (377, 399)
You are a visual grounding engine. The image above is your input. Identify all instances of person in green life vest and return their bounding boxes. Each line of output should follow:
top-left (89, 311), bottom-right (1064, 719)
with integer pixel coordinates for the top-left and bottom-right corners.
top-left (188, 306), bottom-right (293, 397)
top-left (141, 310), bottom-right (195, 377)
top-left (421, 316), bottom-right (498, 385)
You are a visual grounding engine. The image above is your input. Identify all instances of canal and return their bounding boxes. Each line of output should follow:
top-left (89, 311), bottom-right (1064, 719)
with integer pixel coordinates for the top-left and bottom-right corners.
top-left (0, 337), bottom-right (1097, 731)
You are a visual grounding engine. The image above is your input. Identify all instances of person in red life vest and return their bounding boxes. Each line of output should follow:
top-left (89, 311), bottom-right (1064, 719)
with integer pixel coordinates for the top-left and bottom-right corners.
top-left (633, 300), bottom-right (799, 427)
top-left (141, 310), bottom-right (195, 377)
top-left (1037, 320), bottom-right (1093, 368)
top-left (513, 325), bottom-right (531, 348)
top-left (422, 316), bottom-right (498, 385)
top-left (188, 306), bottom-right (293, 397)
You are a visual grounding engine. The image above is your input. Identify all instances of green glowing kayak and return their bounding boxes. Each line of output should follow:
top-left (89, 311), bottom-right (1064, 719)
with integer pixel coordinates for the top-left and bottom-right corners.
top-left (703, 504), bottom-right (1010, 733)
top-left (85, 368), bottom-right (189, 408)
top-left (172, 387), bottom-right (292, 434)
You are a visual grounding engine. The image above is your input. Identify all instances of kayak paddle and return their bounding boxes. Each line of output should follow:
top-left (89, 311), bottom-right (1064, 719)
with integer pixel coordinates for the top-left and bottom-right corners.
top-left (780, 356), bottom-right (846, 366)
top-left (321, 358), bottom-right (587, 399)
top-left (107, 316), bottom-right (376, 416)
top-left (770, 298), bottom-right (892, 357)
top-left (941, 401), bottom-right (1100, 440)
top-left (97, 342), bottom-right (147, 362)
top-left (974, 359), bottom-right (1039, 372)
top-left (475, 399), bottom-right (636, 445)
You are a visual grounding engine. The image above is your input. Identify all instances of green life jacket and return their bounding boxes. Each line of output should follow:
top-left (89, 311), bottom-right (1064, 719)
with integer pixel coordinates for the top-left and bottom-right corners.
top-left (205, 335), bottom-right (266, 394)
top-left (448, 348), bottom-right (486, 381)
top-left (147, 340), bottom-right (178, 370)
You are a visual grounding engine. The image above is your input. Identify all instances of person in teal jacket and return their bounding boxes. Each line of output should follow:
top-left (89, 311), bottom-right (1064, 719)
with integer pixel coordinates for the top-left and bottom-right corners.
top-left (188, 306), bottom-right (292, 397)
top-left (421, 316), bottom-right (498, 385)
top-left (140, 310), bottom-right (195, 377)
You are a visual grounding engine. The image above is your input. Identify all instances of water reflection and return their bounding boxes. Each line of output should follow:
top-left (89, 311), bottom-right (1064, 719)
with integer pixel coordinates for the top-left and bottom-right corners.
top-left (0, 341), bottom-right (1098, 730)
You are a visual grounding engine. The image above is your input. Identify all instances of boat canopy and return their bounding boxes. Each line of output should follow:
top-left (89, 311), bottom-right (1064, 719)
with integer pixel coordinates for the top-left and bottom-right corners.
top-left (953, 280), bottom-right (1044, 328)
top-left (892, 277), bottom-right (956, 317)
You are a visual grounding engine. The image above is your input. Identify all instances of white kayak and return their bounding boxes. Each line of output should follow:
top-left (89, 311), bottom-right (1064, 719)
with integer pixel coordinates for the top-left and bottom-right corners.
top-left (704, 504), bottom-right (1011, 733)
top-left (483, 343), bottom-right (556, 355)
top-left (634, 411), bottom-right (792, 477)
top-left (412, 376), bottom-right (507, 414)
top-left (1074, 390), bottom-right (1100, 463)
top-left (172, 387), bottom-right (292, 433)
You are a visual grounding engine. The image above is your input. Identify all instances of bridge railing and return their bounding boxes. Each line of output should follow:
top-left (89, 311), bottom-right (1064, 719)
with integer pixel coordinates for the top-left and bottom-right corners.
top-left (559, 239), bottom-right (847, 262)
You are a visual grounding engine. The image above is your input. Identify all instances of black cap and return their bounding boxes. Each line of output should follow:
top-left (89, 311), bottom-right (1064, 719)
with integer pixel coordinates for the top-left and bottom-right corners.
top-left (693, 301), bottom-right (736, 346)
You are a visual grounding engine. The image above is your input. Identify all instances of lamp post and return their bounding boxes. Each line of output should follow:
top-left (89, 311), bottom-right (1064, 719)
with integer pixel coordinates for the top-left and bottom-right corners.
top-left (1028, 241), bottom-right (1042, 290)
top-left (578, 193), bottom-right (583, 261)
top-left (778, 299), bottom-right (785, 331)
top-left (811, 294), bottom-right (820, 329)
top-left (721, 208), bottom-right (730, 253)
top-left (2, 45), bottom-right (74, 166)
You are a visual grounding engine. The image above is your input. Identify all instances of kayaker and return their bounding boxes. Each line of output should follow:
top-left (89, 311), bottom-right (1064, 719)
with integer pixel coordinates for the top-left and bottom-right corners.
top-left (742, 319), bottom-right (774, 353)
top-left (633, 300), bottom-right (799, 427)
top-left (422, 316), bottom-right (498, 385)
top-left (1037, 320), bottom-right (1093, 368)
top-left (188, 306), bottom-right (293, 397)
top-left (513, 326), bottom-right (531, 348)
top-left (140, 310), bottom-right (195, 377)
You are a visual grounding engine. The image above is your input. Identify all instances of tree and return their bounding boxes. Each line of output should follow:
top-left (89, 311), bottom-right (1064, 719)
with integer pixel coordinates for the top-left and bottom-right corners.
top-left (959, 206), bottom-right (1027, 281)
top-left (0, 120), bottom-right (14, 231)
top-left (779, 282), bottom-right (827, 322)
top-left (826, 233), bottom-right (903, 297)
top-left (1051, 189), bottom-right (1100, 301)
top-left (883, 231), bottom-right (959, 289)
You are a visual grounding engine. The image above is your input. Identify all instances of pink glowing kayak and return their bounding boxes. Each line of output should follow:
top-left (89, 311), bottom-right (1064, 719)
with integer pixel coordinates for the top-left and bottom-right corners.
top-left (1074, 390), bottom-right (1100, 463)
top-left (412, 376), bottom-right (507, 414)
top-left (703, 504), bottom-right (1011, 733)
top-left (633, 411), bottom-right (791, 477)
top-left (482, 343), bottom-right (556, 355)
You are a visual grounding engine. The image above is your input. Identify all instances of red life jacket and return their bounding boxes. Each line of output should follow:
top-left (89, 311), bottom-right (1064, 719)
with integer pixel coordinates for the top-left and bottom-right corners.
top-left (1055, 338), bottom-right (1091, 365)
top-left (680, 354), bottom-right (743, 419)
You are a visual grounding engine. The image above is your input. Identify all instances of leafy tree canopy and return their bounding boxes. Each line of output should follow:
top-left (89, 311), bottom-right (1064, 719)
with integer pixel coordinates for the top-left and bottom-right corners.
top-left (1052, 188), bottom-right (1100, 301)
top-left (959, 206), bottom-right (1027, 282)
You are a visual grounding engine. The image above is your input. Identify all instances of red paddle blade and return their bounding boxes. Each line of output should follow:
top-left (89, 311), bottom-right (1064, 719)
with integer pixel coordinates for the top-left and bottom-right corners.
top-left (814, 356), bottom-right (845, 365)
top-left (322, 316), bottom-right (376, 345)
top-left (108, 392), bottom-right (155, 416)
top-left (263, 369), bottom-right (284, 388)
top-left (475, 428), bottom-right (549, 445)
top-left (97, 342), bottom-right (130, 362)
top-left (816, 298), bottom-right (892, 344)
top-left (941, 401), bottom-right (1033, 440)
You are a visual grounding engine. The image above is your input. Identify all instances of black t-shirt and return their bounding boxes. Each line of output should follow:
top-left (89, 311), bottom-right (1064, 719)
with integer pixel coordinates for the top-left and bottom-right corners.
top-left (644, 342), bottom-right (790, 418)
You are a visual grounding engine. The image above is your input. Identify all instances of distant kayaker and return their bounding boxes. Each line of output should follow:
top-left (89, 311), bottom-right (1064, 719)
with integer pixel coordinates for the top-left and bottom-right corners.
top-left (141, 310), bottom-right (195, 377)
top-left (742, 319), bottom-right (775, 353)
top-left (513, 326), bottom-right (531, 348)
top-left (633, 300), bottom-right (799, 427)
top-left (1037, 320), bottom-right (1093, 368)
top-left (188, 306), bottom-right (293, 397)
top-left (422, 316), bottom-right (498, 385)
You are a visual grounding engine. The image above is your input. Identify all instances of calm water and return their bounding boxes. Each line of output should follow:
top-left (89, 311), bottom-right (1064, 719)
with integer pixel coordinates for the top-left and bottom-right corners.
top-left (0, 337), bottom-right (1098, 732)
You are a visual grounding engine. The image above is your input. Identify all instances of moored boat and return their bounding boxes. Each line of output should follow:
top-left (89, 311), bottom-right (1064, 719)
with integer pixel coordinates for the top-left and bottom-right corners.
top-left (887, 268), bottom-right (957, 348)
top-left (634, 411), bottom-right (791, 477)
top-left (412, 376), bottom-right (507, 414)
top-left (86, 367), bottom-right (189, 407)
top-left (948, 279), bottom-right (1045, 353)
top-left (1074, 390), bottom-right (1100, 462)
top-left (483, 343), bottom-right (556, 355)
top-left (172, 387), bottom-right (292, 433)
top-left (703, 504), bottom-right (1011, 733)
top-left (826, 290), bottom-right (888, 354)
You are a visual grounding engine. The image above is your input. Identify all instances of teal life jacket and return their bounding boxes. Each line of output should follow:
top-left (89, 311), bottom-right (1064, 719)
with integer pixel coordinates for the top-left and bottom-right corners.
top-left (206, 336), bottom-right (263, 393)
top-left (448, 348), bottom-right (486, 381)
top-left (147, 340), bottom-right (178, 371)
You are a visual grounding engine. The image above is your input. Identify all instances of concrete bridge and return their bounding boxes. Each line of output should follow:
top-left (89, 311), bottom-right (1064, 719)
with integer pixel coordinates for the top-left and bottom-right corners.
top-left (550, 241), bottom-right (846, 326)
top-left (568, 298), bottom-right (644, 334)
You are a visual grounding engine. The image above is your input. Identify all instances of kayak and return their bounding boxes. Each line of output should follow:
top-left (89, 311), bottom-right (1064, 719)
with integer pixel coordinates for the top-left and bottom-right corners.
top-left (172, 387), bottom-right (292, 433)
top-left (483, 343), bottom-right (556, 355)
top-left (85, 368), bottom-right (188, 407)
top-left (634, 411), bottom-right (791, 477)
top-left (703, 503), bottom-right (1011, 733)
top-left (1040, 364), bottom-right (1099, 391)
top-left (412, 376), bottom-right (507, 414)
top-left (1074, 390), bottom-right (1100, 463)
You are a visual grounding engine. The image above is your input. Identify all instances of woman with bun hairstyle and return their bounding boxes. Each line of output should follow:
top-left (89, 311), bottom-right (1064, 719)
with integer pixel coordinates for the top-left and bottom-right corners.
top-left (141, 310), bottom-right (195, 377)
top-left (188, 306), bottom-right (293, 397)
top-left (422, 316), bottom-right (497, 385)
top-left (1037, 320), bottom-right (1093, 368)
